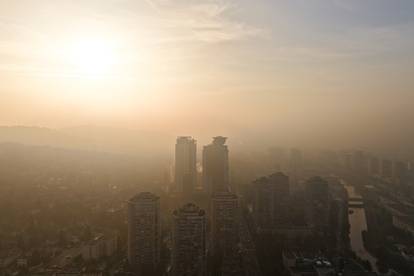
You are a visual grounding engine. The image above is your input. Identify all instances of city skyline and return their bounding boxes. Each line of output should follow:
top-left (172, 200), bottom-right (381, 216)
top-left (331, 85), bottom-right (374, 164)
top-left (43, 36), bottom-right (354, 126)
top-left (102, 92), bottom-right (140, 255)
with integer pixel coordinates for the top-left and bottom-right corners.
top-left (0, 132), bottom-right (413, 275)
top-left (1, 1), bottom-right (414, 275)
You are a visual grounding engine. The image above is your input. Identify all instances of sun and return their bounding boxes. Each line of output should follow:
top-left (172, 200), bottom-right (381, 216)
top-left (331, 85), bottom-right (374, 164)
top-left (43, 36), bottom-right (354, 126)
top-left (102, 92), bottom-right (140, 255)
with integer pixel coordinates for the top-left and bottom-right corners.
top-left (67, 37), bottom-right (118, 76)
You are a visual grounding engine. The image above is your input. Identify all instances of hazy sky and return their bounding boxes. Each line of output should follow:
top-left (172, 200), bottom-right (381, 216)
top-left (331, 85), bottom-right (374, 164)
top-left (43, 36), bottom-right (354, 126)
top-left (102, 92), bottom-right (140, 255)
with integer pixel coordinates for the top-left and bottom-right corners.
top-left (1, 0), bottom-right (414, 148)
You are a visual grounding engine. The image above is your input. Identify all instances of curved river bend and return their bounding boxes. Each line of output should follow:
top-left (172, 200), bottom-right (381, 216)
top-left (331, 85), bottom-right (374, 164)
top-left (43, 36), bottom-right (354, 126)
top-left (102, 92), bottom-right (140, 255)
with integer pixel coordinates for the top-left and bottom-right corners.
top-left (343, 181), bottom-right (378, 272)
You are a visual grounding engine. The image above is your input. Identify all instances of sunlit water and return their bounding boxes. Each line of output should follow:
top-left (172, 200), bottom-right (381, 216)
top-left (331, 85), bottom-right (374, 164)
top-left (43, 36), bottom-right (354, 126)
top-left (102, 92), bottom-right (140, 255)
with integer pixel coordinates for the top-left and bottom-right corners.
top-left (343, 182), bottom-right (378, 272)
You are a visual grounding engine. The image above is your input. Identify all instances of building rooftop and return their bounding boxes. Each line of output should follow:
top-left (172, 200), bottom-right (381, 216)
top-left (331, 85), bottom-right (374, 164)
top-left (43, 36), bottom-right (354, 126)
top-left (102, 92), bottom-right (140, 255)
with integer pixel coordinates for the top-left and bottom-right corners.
top-left (253, 172), bottom-right (289, 185)
top-left (212, 191), bottom-right (238, 200)
top-left (174, 203), bottom-right (205, 216)
top-left (177, 136), bottom-right (196, 143)
top-left (212, 136), bottom-right (227, 145)
top-left (128, 192), bottom-right (159, 202)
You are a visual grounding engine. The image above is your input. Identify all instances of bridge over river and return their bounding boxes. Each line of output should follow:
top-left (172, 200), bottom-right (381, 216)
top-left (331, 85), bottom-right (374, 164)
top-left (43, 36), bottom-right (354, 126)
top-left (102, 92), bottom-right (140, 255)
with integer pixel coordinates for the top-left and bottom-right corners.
top-left (341, 179), bottom-right (378, 272)
top-left (348, 197), bottom-right (364, 208)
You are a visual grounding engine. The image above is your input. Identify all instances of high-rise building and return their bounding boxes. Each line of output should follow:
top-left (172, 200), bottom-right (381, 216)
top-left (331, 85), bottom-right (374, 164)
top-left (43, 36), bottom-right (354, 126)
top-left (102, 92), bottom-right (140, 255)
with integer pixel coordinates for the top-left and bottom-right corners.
top-left (382, 159), bottom-right (393, 179)
top-left (203, 136), bottom-right (230, 194)
top-left (172, 203), bottom-right (206, 276)
top-left (252, 172), bottom-right (290, 230)
top-left (344, 153), bottom-right (352, 171)
top-left (268, 147), bottom-right (287, 172)
top-left (211, 192), bottom-right (239, 255)
top-left (175, 136), bottom-right (197, 195)
top-left (352, 150), bottom-right (367, 173)
top-left (394, 161), bottom-right (408, 180)
top-left (305, 177), bottom-right (330, 235)
top-left (290, 148), bottom-right (303, 190)
top-left (369, 156), bottom-right (380, 176)
top-left (211, 192), bottom-right (240, 275)
top-left (290, 148), bottom-right (303, 169)
top-left (127, 192), bottom-right (161, 275)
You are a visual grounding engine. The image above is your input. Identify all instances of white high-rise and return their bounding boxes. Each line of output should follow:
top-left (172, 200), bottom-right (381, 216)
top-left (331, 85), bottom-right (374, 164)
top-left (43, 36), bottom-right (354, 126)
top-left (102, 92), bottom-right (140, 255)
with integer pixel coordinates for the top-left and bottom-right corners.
top-left (175, 136), bottom-right (197, 195)
top-left (203, 136), bottom-right (229, 194)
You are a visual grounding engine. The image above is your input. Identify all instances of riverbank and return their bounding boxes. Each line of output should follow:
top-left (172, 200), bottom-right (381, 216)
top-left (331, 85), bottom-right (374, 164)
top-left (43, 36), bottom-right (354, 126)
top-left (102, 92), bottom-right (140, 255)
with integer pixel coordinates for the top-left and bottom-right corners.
top-left (342, 181), bottom-right (379, 272)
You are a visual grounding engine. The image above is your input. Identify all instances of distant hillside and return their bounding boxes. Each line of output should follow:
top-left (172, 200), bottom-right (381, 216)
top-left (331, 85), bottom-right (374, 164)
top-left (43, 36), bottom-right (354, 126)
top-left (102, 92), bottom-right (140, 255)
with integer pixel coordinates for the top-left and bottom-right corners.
top-left (0, 142), bottom-right (163, 189)
top-left (0, 126), bottom-right (172, 158)
top-left (0, 126), bottom-right (86, 148)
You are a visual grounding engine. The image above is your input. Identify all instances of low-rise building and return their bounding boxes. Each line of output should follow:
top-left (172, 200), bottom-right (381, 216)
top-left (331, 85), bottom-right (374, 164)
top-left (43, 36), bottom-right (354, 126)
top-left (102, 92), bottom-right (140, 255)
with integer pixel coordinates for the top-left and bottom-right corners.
top-left (81, 234), bottom-right (118, 261)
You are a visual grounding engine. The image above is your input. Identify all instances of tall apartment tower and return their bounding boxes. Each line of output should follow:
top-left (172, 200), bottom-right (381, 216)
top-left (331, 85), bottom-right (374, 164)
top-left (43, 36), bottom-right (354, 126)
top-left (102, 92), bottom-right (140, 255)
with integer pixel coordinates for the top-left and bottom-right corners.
top-left (211, 192), bottom-right (240, 275)
top-left (203, 136), bottom-right (229, 194)
top-left (172, 203), bottom-right (206, 276)
top-left (290, 148), bottom-right (303, 170)
top-left (252, 172), bottom-right (290, 230)
top-left (289, 148), bottom-right (303, 190)
top-left (345, 153), bottom-right (352, 171)
top-left (175, 136), bottom-right (197, 195)
top-left (305, 177), bottom-right (330, 235)
top-left (369, 156), bottom-right (380, 176)
top-left (127, 192), bottom-right (161, 275)
top-left (268, 147), bottom-right (287, 173)
top-left (211, 192), bottom-right (239, 254)
top-left (394, 161), bottom-right (408, 180)
top-left (353, 150), bottom-right (366, 173)
top-left (382, 159), bottom-right (393, 179)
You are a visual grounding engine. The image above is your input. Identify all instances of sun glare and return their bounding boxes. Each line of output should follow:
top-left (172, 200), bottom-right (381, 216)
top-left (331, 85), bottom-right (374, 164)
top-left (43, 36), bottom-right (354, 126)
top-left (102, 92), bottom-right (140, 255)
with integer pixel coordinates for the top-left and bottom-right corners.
top-left (67, 38), bottom-right (118, 76)
top-left (51, 33), bottom-right (152, 110)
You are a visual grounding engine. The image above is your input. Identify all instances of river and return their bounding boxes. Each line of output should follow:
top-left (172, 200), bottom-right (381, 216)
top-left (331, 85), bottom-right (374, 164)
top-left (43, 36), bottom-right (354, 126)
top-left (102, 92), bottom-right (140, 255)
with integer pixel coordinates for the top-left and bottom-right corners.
top-left (343, 181), bottom-right (378, 272)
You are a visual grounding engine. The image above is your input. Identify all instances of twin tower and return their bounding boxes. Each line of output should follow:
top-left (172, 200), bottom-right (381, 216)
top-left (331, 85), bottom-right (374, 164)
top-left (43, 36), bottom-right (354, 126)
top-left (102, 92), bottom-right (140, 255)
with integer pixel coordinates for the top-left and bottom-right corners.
top-left (175, 136), bottom-right (230, 195)
top-left (128, 137), bottom-right (237, 276)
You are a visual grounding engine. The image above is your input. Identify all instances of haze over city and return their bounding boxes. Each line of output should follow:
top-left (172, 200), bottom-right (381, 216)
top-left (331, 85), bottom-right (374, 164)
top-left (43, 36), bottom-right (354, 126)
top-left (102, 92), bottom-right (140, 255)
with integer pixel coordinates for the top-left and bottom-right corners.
top-left (1, 1), bottom-right (414, 276)
top-left (1, 0), bottom-right (414, 155)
